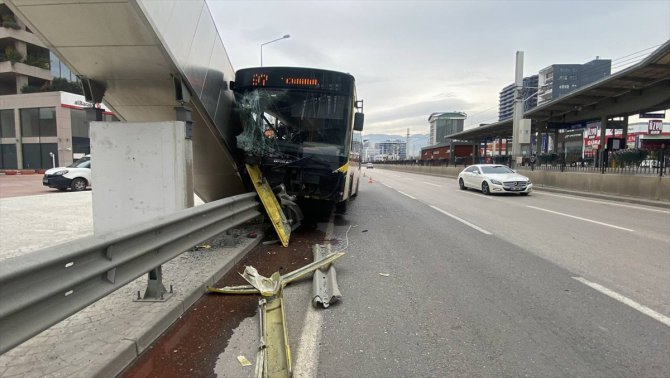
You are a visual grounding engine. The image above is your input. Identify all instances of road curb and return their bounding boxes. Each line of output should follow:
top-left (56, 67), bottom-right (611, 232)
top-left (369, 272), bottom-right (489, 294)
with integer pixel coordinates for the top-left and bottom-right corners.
top-left (99, 234), bottom-right (263, 377)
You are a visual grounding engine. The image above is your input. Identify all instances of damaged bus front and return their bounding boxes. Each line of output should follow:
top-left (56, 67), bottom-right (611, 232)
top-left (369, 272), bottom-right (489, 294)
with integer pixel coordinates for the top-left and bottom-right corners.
top-left (233, 67), bottom-right (364, 212)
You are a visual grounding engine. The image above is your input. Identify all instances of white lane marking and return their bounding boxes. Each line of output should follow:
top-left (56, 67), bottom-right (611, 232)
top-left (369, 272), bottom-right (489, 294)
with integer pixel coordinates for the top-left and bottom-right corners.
top-left (534, 192), bottom-right (670, 214)
top-left (430, 205), bottom-right (492, 235)
top-left (422, 181), bottom-right (442, 187)
top-left (397, 190), bottom-right (417, 200)
top-left (573, 277), bottom-right (670, 327)
top-left (295, 213), bottom-right (335, 377)
top-left (526, 205), bottom-right (634, 232)
top-left (294, 305), bottom-right (323, 377)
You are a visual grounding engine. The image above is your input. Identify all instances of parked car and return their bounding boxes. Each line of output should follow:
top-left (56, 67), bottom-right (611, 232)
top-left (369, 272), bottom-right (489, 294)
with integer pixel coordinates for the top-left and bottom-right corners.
top-left (366, 162), bottom-right (374, 169)
top-left (457, 164), bottom-right (532, 195)
top-left (43, 155), bottom-right (91, 191)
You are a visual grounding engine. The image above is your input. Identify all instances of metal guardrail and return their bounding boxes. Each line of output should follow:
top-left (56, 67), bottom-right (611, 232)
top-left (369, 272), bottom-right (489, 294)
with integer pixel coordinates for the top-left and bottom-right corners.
top-left (0, 192), bottom-right (261, 354)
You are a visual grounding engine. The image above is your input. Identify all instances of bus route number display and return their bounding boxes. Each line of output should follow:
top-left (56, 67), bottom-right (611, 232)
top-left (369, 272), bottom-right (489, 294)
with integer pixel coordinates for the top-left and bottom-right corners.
top-left (250, 73), bottom-right (319, 88)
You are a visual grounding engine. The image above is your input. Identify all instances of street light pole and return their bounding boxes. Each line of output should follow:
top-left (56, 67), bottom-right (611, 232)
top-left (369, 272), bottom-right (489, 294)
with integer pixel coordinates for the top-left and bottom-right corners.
top-left (260, 34), bottom-right (290, 67)
top-left (511, 51), bottom-right (524, 168)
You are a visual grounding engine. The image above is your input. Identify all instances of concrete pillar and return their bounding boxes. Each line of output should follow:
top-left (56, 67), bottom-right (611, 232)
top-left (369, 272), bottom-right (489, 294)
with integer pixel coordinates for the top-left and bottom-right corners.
top-left (553, 129), bottom-right (559, 153)
top-left (15, 41), bottom-right (27, 57)
top-left (90, 121), bottom-right (194, 235)
top-left (622, 117), bottom-right (629, 148)
top-left (13, 109), bottom-right (23, 169)
top-left (599, 115), bottom-right (608, 167)
top-left (535, 122), bottom-right (545, 155)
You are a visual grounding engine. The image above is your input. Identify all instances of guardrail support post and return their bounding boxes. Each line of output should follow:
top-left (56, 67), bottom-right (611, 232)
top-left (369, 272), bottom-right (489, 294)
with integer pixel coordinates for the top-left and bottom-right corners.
top-left (136, 266), bottom-right (172, 302)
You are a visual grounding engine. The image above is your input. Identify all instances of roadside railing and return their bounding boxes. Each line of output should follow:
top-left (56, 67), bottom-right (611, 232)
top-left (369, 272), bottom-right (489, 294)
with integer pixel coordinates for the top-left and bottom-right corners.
top-left (0, 192), bottom-right (261, 354)
top-left (373, 153), bottom-right (669, 176)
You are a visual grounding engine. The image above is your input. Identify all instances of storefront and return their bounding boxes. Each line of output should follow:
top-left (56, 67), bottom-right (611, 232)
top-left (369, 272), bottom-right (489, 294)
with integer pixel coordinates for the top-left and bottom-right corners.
top-left (0, 91), bottom-right (113, 170)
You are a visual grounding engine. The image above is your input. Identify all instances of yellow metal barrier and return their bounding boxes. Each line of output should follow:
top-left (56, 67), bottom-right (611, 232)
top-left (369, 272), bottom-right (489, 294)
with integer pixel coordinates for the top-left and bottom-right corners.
top-left (246, 164), bottom-right (291, 247)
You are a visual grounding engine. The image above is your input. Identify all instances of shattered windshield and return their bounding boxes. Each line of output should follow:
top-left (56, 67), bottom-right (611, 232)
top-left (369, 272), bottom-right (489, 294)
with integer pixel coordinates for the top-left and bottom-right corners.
top-left (236, 89), bottom-right (351, 159)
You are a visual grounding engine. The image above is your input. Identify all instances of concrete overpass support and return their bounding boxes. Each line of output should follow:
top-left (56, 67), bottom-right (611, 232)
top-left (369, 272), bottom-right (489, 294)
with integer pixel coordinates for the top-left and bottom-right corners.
top-left (6, 0), bottom-right (246, 202)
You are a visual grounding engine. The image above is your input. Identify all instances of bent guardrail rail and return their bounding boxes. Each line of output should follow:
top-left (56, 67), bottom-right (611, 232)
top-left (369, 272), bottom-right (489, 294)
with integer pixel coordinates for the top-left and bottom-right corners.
top-left (0, 192), bottom-right (261, 354)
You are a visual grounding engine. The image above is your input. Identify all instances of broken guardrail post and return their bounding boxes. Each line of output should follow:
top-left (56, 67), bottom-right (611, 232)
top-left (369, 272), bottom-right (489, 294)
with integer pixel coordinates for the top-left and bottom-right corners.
top-left (312, 244), bottom-right (342, 308)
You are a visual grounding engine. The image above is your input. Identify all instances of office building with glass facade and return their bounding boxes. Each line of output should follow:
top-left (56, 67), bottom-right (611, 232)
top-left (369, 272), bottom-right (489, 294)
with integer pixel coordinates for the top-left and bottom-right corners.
top-left (498, 75), bottom-right (539, 121)
top-left (375, 140), bottom-right (407, 161)
top-left (537, 58), bottom-right (611, 105)
top-left (428, 112), bottom-right (466, 145)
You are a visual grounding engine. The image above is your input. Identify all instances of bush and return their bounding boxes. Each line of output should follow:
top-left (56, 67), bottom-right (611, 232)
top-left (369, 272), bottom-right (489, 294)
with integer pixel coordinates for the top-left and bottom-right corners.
top-left (49, 77), bottom-right (83, 95)
top-left (23, 54), bottom-right (50, 69)
top-left (1, 14), bottom-right (20, 30)
top-left (611, 148), bottom-right (648, 167)
top-left (0, 46), bottom-right (23, 64)
top-left (20, 78), bottom-right (83, 95)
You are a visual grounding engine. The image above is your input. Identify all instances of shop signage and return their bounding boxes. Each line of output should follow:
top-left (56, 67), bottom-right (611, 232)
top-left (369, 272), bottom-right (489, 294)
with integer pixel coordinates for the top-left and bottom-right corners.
top-left (648, 120), bottom-right (663, 135)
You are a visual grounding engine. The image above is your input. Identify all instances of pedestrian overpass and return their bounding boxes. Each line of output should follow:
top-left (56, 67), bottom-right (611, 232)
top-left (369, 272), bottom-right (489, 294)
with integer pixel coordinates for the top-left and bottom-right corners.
top-left (5, 0), bottom-right (246, 202)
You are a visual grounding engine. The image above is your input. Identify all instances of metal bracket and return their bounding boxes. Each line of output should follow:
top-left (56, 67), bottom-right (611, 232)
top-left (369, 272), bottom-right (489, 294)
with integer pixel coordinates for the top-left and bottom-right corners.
top-left (78, 76), bottom-right (106, 103)
top-left (175, 106), bottom-right (193, 140)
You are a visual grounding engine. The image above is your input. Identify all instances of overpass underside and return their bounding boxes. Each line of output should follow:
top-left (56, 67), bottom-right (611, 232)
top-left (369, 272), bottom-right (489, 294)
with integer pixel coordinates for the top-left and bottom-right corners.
top-left (6, 0), bottom-right (246, 202)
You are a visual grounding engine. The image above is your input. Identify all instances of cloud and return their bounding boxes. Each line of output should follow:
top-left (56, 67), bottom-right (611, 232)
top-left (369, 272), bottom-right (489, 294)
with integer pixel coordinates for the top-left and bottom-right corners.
top-left (209, 0), bottom-right (670, 140)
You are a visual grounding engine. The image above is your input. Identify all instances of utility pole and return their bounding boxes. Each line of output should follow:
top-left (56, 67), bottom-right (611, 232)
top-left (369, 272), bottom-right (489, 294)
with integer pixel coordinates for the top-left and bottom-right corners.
top-left (406, 128), bottom-right (410, 160)
top-left (511, 51), bottom-right (524, 168)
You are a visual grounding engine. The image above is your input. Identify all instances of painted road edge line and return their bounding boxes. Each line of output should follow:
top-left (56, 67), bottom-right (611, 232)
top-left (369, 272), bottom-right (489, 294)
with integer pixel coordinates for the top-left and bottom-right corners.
top-left (397, 190), bottom-right (417, 200)
top-left (573, 277), bottom-right (670, 327)
top-left (526, 205), bottom-right (634, 232)
top-left (430, 205), bottom-right (492, 235)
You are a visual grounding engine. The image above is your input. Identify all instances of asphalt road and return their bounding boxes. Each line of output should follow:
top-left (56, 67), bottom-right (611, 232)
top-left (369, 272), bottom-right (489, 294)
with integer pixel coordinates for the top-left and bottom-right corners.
top-left (314, 169), bottom-right (670, 377)
top-left (124, 168), bottom-right (670, 377)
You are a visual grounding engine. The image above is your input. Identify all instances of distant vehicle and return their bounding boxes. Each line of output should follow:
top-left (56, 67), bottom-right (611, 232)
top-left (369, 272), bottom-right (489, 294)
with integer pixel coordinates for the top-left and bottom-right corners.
top-left (366, 162), bottom-right (374, 169)
top-left (43, 155), bottom-right (91, 191)
top-left (458, 164), bottom-right (532, 195)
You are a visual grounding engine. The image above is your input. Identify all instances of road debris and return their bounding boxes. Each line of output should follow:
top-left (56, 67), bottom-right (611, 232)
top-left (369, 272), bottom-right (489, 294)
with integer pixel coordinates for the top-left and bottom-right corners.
top-left (312, 244), bottom-right (342, 308)
top-left (378, 273), bottom-right (390, 277)
top-left (237, 355), bottom-right (253, 367)
top-left (207, 252), bottom-right (345, 295)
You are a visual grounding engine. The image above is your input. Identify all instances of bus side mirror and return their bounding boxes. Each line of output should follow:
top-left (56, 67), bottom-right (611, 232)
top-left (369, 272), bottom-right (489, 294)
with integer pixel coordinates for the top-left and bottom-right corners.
top-left (354, 112), bottom-right (364, 131)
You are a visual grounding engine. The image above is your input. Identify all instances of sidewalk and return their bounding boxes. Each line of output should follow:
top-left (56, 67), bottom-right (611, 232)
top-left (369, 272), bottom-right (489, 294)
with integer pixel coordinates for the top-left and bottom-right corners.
top-left (0, 191), bottom-right (261, 377)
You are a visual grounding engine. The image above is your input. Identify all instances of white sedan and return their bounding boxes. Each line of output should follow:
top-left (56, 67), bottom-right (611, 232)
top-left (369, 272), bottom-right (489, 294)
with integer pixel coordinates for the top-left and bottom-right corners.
top-left (457, 164), bottom-right (532, 195)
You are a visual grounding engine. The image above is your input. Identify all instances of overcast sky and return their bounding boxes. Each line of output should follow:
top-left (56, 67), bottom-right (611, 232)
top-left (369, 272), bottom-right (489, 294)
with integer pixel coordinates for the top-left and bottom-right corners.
top-left (208, 0), bottom-right (670, 136)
